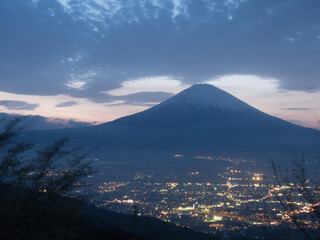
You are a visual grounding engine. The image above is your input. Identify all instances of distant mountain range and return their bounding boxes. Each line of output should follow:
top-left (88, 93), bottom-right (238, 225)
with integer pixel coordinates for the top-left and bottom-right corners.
top-left (23, 84), bottom-right (319, 165)
top-left (0, 112), bottom-right (92, 130)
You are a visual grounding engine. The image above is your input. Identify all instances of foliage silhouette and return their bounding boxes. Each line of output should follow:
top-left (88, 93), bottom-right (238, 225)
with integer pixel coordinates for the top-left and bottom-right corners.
top-left (0, 117), bottom-right (93, 240)
top-left (272, 132), bottom-right (320, 240)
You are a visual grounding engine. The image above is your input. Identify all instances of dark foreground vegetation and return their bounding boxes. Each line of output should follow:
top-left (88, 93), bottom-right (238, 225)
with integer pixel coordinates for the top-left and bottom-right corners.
top-left (0, 183), bottom-right (217, 240)
top-left (0, 116), bottom-right (214, 240)
top-left (0, 184), bottom-right (142, 240)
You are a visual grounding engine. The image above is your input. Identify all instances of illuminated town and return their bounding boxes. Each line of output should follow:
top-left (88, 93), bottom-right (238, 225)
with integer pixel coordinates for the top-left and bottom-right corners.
top-left (70, 155), bottom-right (320, 238)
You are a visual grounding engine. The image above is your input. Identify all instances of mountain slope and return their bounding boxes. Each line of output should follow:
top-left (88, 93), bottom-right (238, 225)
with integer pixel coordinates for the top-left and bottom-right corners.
top-left (24, 84), bottom-right (318, 164)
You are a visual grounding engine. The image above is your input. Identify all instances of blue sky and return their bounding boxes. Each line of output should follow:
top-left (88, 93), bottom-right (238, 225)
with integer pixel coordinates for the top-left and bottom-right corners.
top-left (0, 0), bottom-right (319, 127)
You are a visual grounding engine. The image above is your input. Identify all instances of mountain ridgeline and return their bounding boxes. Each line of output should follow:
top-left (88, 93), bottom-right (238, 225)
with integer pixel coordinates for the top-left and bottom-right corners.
top-left (0, 112), bottom-right (91, 130)
top-left (25, 84), bottom-right (318, 165)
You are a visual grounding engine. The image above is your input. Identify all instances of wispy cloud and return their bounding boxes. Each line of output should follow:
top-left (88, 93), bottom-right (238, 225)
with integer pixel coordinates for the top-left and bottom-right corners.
top-left (51, 0), bottom-right (246, 27)
top-left (66, 80), bottom-right (88, 90)
top-left (65, 69), bottom-right (99, 90)
top-left (55, 101), bottom-right (78, 107)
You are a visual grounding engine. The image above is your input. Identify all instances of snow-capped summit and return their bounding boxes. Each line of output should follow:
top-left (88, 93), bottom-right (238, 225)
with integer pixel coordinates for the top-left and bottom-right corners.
top-left (156, 84), bottom-right (254, 112)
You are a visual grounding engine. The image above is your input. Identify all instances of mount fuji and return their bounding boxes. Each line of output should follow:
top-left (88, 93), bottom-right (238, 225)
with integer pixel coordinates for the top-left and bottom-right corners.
top-left (25, 84), bottom-right (318, 164)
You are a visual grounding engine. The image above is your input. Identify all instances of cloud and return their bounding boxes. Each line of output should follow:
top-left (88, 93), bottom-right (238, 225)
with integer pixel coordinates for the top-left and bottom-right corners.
top-left (105, 76), bottom-right (189, 96)
top-left (208, 75), bottom-right (279, 94)
top-left (56, 0), bottom-right (71, 10)
top-left (116, 91), bottom-right (173, 103)
top-left (0, 100), bottom-right (39, 110)
top-left (66, 80), bottom-right (88, 90)
top-left (105, 101), bottom-right (156, 107)
top-left (65, 69), bottom-right (99, 90)
top-left (104, 91), bottom-right (174, 107)
top-left (55, 101), bottom-right (78, 107)
top-left (282, 108), bottom-right (311, 111)
top-left (1, 0), bottom-right (319, 102)
top-left (52, 0), bottom-right (248, 26)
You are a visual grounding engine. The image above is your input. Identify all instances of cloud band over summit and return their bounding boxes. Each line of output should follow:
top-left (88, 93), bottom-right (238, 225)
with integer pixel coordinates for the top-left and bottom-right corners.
top-left (1, 0), bottom-right (320, 98)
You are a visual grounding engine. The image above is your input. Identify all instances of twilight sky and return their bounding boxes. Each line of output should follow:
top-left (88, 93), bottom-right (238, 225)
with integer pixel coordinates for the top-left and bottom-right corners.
top-left (0, 0), bottom-right (319, 128)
